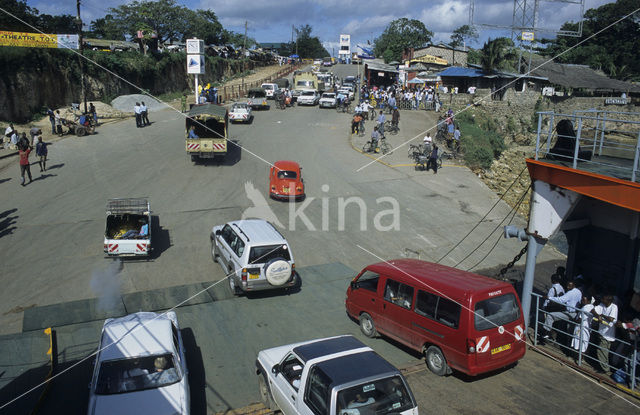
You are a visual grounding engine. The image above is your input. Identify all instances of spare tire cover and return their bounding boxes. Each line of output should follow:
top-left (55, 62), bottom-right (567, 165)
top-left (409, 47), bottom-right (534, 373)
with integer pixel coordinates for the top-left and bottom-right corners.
top-left (265, 259), bottom-right (292, 286)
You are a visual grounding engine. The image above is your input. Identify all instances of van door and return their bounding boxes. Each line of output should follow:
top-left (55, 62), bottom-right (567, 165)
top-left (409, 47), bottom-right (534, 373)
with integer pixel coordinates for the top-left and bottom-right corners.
top-left (347, 271), bottom-right (382, 322)
top-left (379, 278), bottom-right (415, 345)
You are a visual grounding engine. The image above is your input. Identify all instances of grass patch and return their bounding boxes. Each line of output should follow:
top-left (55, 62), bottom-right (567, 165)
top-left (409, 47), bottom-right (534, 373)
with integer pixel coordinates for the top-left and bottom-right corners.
top-left (456, 111), bottom-right (506, 170)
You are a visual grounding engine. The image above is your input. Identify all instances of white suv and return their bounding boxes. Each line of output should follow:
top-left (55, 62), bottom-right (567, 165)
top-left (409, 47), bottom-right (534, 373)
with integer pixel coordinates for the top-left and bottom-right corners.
top-left (211, 219), bottom-right (298, 295)
top-left (261, 83), bottom-right (280, 99)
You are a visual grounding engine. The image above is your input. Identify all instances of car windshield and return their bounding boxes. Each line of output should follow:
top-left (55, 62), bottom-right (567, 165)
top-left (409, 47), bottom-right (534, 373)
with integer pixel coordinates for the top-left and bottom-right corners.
top-left (322, 94), bottom-right (335, 99)
top-left (336, 375), bottom-right (413, 415)
top-left (233, 104), bottom-right (247, 111)
top-left (297, 80), bottom-right (314, 88)
top-left (474, 293), bottom-right (520, 331)
top-left (262, 85), bottom-right (274, 90)
top-left (277, 170), bottom-right (297, 179)
top-left (95, 353), bottom-right (180, 395)
top-left (302, 91), bottom-right (315, 96)
top-left (249, 244), bottom-right (291, 264)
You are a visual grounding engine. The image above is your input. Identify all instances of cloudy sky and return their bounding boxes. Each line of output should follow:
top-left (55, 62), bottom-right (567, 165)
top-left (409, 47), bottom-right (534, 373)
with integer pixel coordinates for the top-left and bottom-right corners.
top-left (28, 0), bottom-right (616, 52)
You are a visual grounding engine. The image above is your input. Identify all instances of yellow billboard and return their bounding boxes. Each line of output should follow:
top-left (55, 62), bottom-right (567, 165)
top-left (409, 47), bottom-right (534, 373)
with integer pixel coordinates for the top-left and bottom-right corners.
top-left (0, 31), bottom-right (78, 49)
top-left (406, 54), bottom-right (448, 66)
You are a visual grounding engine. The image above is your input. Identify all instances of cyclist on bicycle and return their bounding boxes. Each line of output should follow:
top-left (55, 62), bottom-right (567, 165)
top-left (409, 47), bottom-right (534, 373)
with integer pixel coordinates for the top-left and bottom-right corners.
top-left (337, 91), bottom-right (346, 109)
top-left (352, 113), bottom-right (363, 135)
top-left (370, 126), bottom-right (380, 153)
top-left (377, 111), bottom-right (385, 133)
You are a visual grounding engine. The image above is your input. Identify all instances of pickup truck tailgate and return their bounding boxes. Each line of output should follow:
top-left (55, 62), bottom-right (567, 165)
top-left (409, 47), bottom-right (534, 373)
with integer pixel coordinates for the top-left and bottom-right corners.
top-left (105, 238), bottom-right (150, 256)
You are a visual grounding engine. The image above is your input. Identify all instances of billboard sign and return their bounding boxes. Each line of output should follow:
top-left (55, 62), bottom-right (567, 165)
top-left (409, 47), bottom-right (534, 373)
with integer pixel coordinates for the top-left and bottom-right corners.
top-left (0, 31), bottom-right (78, 49)
top-left (187, 54), bottom-right (205, 74)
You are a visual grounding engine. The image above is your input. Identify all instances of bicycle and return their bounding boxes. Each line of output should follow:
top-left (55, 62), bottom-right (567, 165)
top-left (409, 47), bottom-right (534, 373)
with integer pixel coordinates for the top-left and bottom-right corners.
top-left (408, 143), bottom-right (425, 158)
top-left (362, 138), bottom-right (391, 154)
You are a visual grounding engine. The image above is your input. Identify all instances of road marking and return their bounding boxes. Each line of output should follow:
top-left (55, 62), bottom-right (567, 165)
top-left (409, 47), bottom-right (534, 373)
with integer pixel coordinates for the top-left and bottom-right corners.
top-left (417, 234), bottom-right (437, 247)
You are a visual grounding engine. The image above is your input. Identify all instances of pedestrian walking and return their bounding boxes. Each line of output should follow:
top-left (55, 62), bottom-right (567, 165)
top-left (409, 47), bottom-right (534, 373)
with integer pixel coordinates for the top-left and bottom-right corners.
top-left (89, 102), bottom-right (98, 125)
top-left (181, 94), bottom-right (187, 113)
top-left (55, 110), bottom-right (63, 136)
top-left (427, 144), bottom-right (439, 174)
top-left (4, 123), bottom-right (15, 149)
top-left (141, 101), bottom-right (150, 126)
top-left (18, 144), bottom-right (32, 186)
top-left (47, 108), bottom-right (56, 134)
top-left (36, 136), bottom-right (48, 172)
top-left (29, 127), bottom-right (41, 146)
top-left (134, 102), bottom-right (142, 128)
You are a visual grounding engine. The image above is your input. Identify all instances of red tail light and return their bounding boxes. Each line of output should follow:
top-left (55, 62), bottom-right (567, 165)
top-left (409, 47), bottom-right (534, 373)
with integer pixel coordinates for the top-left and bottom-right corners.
top-left (467, 338), bottom-right (476, 354)
top-left (103, 244), bottom-right (108, 252)
top-left (241, 268), bottom-right (247, 282)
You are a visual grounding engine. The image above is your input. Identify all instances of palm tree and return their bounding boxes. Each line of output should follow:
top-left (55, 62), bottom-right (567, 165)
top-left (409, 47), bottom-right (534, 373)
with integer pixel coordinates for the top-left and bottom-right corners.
top-left (480, 37), bottom-right (516, 73)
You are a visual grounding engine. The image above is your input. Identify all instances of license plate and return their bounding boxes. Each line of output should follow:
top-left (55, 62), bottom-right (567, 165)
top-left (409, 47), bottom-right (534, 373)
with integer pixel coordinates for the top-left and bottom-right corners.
top-left (491, 344), bottom-right (511, 355)
top-left (282, 188), bottom-right (289, 193)
top-left (249, 274), bottom-right (260, 280)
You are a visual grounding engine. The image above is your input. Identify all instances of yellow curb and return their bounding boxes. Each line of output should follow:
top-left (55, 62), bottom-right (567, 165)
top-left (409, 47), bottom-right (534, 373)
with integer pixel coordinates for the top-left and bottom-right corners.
top-left (348, 134), bottom-right (393, 167)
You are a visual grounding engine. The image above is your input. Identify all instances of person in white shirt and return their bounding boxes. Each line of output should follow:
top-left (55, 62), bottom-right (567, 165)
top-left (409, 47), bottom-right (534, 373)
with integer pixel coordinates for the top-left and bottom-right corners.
top-left (590, 294), bottom-right (618, 373)
top-left (571, 295), bottom-right (595, 353)
top-left (541, 280), bottom-right (582, 339)
top-left (423, 133), bottom-right (433, 148)
top-left (133, 102), bottom-right (142, 128)
top-left (543, 274), bottom-right (565, 309)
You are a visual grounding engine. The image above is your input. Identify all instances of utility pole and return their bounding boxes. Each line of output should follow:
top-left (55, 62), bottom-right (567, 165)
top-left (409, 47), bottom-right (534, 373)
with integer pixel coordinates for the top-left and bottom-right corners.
top-left (76, 0), bottom-right (87, 113)
top-left (242, 21), bottom-right (247, 93)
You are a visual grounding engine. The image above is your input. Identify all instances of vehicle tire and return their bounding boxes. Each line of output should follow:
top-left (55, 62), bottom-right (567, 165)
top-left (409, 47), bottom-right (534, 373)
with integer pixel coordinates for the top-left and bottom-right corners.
top-left (381, 142), bottom-right (391, 155)
top-left (76, 126), bottom-right (86, 137)
top-left (425, 346), bottom-right (451, 376)
top-left (359, 313), bottom-right (378, 338)
top-left (228, 274), bottom-right (241, 296)
top-left (88, 125), bottom-right (96, 134)
top-left (258, 373), bottom-right (274, 410)
top-left (264, 258), bottom-right (292, 286)
top-left (390, 126), bottom-right (398, 136)
top-left (190, 155), bottom-right (197, 162)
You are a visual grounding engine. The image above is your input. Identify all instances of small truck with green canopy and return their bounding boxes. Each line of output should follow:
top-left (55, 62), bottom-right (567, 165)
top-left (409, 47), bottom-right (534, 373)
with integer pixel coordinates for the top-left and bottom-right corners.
top-left (185, 103), bottom-right (228, 162)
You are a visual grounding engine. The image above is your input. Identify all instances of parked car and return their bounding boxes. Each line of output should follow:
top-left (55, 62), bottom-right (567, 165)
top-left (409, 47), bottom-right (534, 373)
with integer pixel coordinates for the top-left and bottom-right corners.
top-left (345, 259), bottom-right (526, 377)
top-left (211, 219), bottom-right (298, 295)
top-left (248, 88), bottom-right (270, 110)
top-left (319, 92), bottom-right (337, 108)
top-left (338, 87), bottom-right (354, 101)
top-left (261, 83), bottom-right (280, 99)
top-left (269, 160), bottom-right (304, 200)
top-left (229, 102), bottom-right (252, 123)
top-left (256, 335), bottom-right (418, 415)
top-left (87, 312), bottom-right (190, 415)
top-left (296, 89), bottom-right (320, 106)
top-left (313, 59), bottom-right (322, 65)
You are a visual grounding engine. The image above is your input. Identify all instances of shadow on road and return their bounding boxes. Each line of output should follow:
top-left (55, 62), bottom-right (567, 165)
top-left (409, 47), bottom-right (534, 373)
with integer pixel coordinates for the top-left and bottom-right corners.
top-left (195, 140), bottom-right (242, 167)
top-left (0, 178), bottom-right (11, 184)
top-left (0, 208), bottom-right (18, 238)
top-left (46, 163), bottom-right (65, 170)
top-left (181, 327), bottom-right (207, 415)
top-left (31, 173), bottom-right (57, 183)
top-left (150, 215), bottom-right (170, 259)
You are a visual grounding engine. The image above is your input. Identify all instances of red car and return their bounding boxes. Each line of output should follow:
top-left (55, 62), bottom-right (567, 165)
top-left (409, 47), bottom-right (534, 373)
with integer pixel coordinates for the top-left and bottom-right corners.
top-left (269, 160), bottom-right (305, 200)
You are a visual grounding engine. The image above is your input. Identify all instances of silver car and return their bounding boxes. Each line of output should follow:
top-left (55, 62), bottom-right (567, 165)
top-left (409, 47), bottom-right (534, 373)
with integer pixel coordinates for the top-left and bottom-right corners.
top-left (211, 219), bottom-right (298, 295)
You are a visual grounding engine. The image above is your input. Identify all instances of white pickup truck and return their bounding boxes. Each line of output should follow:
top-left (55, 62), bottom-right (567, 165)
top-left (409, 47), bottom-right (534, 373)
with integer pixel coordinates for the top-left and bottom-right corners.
top-left (256, 335), bottom-right (418, 415)
top-left (103, 198), bottom-right (151, 257)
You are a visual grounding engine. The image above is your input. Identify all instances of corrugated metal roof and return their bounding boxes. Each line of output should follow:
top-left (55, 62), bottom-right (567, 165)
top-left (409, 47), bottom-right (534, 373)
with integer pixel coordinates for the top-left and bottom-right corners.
top-left (437, 67), bottom-right (486, 78)
top-left (366, 59), bottom-right (399, 74)
top-left (530, 59), bottom-right (640, 93)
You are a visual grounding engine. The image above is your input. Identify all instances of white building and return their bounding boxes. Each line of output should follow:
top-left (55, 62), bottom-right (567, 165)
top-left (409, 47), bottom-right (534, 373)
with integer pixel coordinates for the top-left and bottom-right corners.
top-left (338, 34), bottom-right (350, 64)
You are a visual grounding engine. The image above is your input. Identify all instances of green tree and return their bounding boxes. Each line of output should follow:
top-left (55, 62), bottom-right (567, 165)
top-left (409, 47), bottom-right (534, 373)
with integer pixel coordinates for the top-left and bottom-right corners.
top-left (374, 18), bottom-right (433, 63)
top-left (293, 24), bottom-right (329, 58)
top-left (89, 15), bottom-right (125, 40)
top-left (186, 10), bottom-right (225, 45)
top-left (450, 25), bottom-right (478, 66)
top-left (0, 0), bottom-right (38, 31)
top-left (479, 37), bottom-right (517, 73)
top-left (540, 0), bottom-right (639, 80)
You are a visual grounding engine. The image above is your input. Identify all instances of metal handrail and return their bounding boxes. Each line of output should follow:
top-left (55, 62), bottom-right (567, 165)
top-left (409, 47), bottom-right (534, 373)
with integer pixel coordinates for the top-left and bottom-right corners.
top-left (532, 292), bottom-right (638, 389)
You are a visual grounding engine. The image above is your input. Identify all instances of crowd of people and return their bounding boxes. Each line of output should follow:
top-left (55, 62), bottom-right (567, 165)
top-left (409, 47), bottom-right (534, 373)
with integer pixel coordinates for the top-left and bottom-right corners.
top-left (360, 84), bottom-right (443, 113)
top-left (538, 266), bottom-right (640, 384)
top-left (3, 124), bottom-right (48, 186)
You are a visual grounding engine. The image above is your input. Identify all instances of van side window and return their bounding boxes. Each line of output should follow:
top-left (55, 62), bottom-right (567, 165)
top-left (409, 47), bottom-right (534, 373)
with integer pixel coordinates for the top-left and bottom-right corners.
top-left (304, 365), bottom-right (332, 415)
top-left (384, 280), bottom-right (414, 309)
top-left (415, 291), bottom-right (461, 329)
top-left (355, 271), bottom-right (379, 292)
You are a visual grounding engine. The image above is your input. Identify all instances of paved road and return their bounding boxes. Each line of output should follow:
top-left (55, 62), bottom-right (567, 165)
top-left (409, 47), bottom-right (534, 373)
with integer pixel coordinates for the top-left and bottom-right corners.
top-left (2, 64), bottom-right (632, 414)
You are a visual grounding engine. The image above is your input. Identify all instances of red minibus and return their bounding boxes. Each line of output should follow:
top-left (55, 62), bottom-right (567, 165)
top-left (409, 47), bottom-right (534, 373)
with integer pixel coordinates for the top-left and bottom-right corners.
top-left (345, 259), bottom-right (526, 376)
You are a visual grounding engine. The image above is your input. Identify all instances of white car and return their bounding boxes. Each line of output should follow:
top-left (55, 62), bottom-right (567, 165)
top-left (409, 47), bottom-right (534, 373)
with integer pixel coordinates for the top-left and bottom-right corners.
top-left (211, 219), bottom-right (298, 295)
top-left (313, 59), bottom-right (322, 65)
top-left (229, 102), bottom-right (252, 123)
top-left (338, 87), bottom-right (354, 101)
top-left (261, 83), bottom-right (280, 99)
top-left (319, 92), bottom-right (337, 108)
top-left (256, 335), bottom-right (418, 415)
top-left (296, 89), bottom-right (320, 106)
top-left (88, 312), bottom-right (190, 415)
